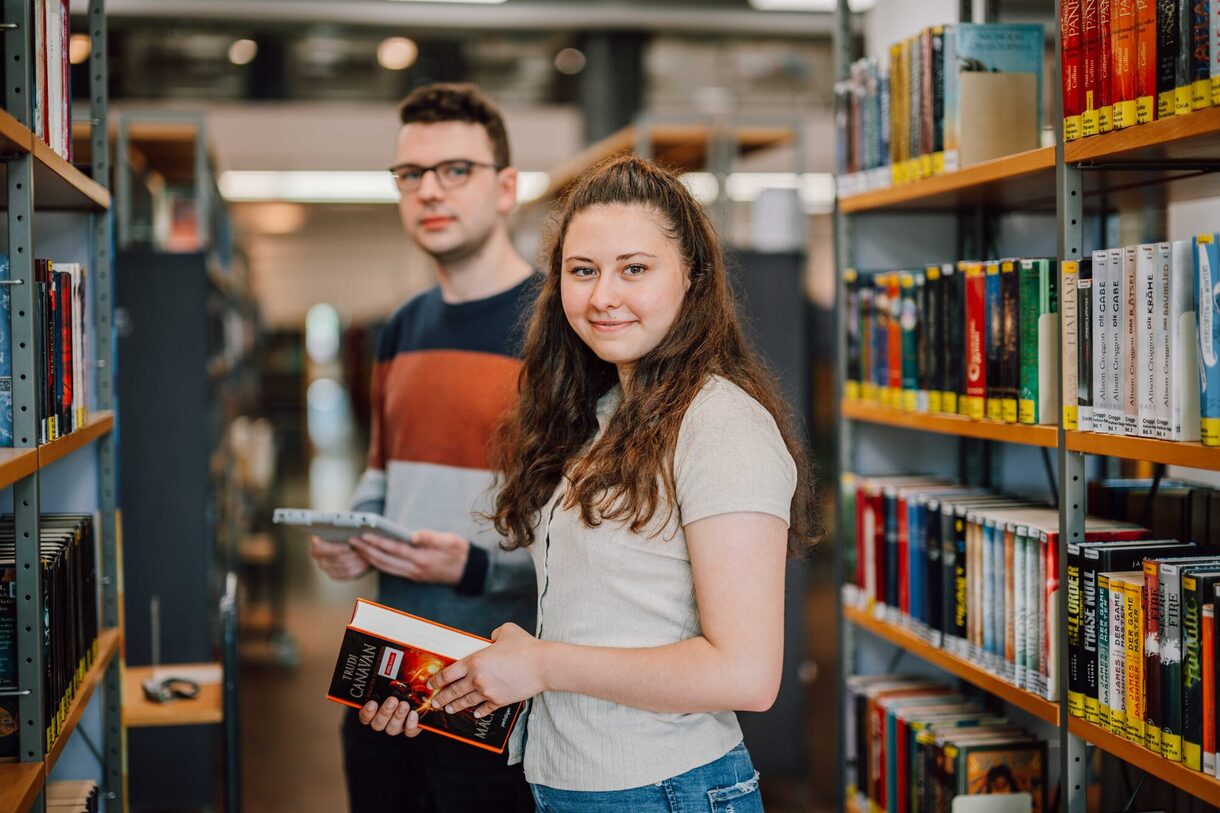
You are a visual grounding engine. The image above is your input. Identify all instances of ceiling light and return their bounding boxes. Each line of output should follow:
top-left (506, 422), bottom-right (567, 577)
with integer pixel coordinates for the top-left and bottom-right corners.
top-left (219, 170), bottom-right (550, 205)
top-left (553, 48), bottom-right (586, 76)
top-left (228, 38), bottom-right (258, 66)
top-left (68, 34), bottom-right (91, 65)
top-left (387, 0), bottom-right (507, 4)
top-left (377, 37), bottom-right (418, 71)
top-left (748, 0), bottom-right (877, 10)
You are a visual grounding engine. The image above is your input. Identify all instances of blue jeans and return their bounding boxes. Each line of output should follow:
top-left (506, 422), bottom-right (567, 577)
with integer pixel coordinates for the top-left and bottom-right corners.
top-left (529, 741), bottom-right (763, 812)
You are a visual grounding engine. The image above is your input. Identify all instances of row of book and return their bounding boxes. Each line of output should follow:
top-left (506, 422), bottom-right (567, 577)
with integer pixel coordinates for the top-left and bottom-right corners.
top-left (846, 675), bottom-right (1048, 813)
top-left (842, 474), bottom-right (1165, 703)
top-left (1061, 234), bottom-right (1220, 446)
top-left (0, 514), bottom-right (100, 760)
top-left (1060, 0), bottom-right (1220, 140)
top-left (1065, 537), bottom-right (1220, 777)
top-left (0, 256), bottom-right (92, 447)
top-left (46, 780), bottom-right (99, 813)
top-left (844, 258), bottom-right (1060, 425)
top-left (835, 23), bottom-right (1044, 196)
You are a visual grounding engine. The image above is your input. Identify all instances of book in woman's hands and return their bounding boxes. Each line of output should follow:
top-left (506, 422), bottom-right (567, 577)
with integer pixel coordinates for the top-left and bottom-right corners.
top-left (327, 599), bottom-right (523, 753)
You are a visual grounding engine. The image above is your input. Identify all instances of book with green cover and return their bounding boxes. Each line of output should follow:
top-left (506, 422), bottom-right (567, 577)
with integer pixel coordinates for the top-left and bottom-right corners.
top-left (1019, 258), bottom-right (1059, 424)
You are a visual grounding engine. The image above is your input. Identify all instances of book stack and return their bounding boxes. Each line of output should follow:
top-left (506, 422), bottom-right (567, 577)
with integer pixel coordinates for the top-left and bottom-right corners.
top-left (24, 0), bottom-right (74, 162)
top-left (1061, 0), bottom-right (1219, 140)
top-left (845, 675), bottom-right (1048, 812)
top-left (844, 258), bottom-right (1060, 424)
top-left (0, 256), bottom-right (91, 446)
top-left (836, 23), bottom-right (1045, 196)
top-left (0, 514), bottom-right (99, 760)
top-left (1061, 232), bottom-right (1219, 445)
top-left (46, 780), bottom-right (99, 813)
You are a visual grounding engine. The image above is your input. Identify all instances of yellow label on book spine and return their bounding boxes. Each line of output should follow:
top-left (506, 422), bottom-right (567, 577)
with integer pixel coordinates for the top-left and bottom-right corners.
top-left (1100, 703), bottom-right (1111, 731)
top-left (1135, 96), bottom-right (1155, 124)
top-left (1176, 85), bottom-right (1193, 115)
top-left (1063, 114), bottom-right (1083, 141)
top-left (1085, 697), bottom-right (1100, 723)
top-left (1113, 99), bottom-right (1137, 128)
top-left (1163, 732), bottom-right (1183, 762)
top-left (1193, 79), bottom-right (1212, 110)
top-left (846, 381), bottom-right (860, 401)
top-left (902, 390), bottom-right (917, 412)
top-left (1213, 76), bottom-right (1220, 106)
top-left (1063, 404), bottom-right (1079, 430)
top-left (1110, 708), bottom-right (1126, 734)
top-left (1002, 399), bottom-right (1017, 423)
top-left (1100, 104), bottom-right (1114, 132)
top-left (1068, 690), bottom-right (1085, 717)
top-left (928, 391), bottom-right (942, 413)
top-left (967, 396), bottom-right (984, 420)
top-left (1158, 91), bottom-right (1177, 119)
top-left (1147, 724), bottom-right (1161, 755)
top-left (1015, 397), bottom-right (1034, 424)
top-left (943, 392), bottom-right (958, 415)
top-left (986, 399), bottom-right (1003, 422)
top-left (932, 152), bottom-right (945, 175)
top-left (1202, 417), bottom-right (1220, 446)
top-left (1083, 94), bottom-right (1100, 137)
top-left (862, 382), bottom-right (876, 402)
top-left (1185, 742), bottom-right (1202, 771)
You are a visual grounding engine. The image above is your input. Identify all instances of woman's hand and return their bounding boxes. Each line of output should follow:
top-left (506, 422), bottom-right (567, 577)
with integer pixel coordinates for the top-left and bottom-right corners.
top-left (427, 623), bottom-right (549, 719)
top-left (358, 696), bottom-right (422, 737)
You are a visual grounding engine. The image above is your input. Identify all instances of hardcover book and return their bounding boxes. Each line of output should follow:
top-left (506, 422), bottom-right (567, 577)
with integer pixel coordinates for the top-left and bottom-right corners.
top-left (327, 599), bottom-right (523, 754)
top-left (1197, 233), bottom-right (1220, 445)
top-left (1112, 0), bottom-right (1140, 127)
top-left (1063, 0), bottom-right (1086, 138)
top-left (1136, 0), bottom-right (1160, 121)
top-left (1159, 0), bottom-right (1183, 117)
top-left (1063, 259), bottom-right (1082, 430)
top-left (1079, 262), bottom-right (1095, 431)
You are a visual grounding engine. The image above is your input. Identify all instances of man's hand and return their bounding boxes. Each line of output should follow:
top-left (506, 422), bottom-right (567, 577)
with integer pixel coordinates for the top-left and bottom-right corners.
top-left (309, 537), bottom-right (371, 581)
top-left (349, 529), bottom-right (470, 585)
top-left (358, 697), bottom-right (422, 738)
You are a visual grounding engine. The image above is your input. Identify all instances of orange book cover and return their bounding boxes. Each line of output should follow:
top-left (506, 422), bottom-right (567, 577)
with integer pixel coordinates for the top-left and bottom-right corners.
top-left (1135, 0), bottom-right (1158, 121)
top-left (1083, 0), bottom-right (1103, 134)
top-left (327, 599), bottom-right (523, 754)
top-left (1112, 0), bottom-right (1139, 127)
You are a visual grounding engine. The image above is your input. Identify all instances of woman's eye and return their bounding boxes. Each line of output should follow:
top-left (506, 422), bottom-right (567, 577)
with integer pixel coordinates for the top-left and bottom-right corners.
top-left (624, 264), bottom-right (646, 275)
top-left (570, 266), bottom-right (596, 277)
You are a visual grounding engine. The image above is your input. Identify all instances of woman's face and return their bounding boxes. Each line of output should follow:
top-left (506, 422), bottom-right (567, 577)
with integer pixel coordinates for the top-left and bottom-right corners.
top-left (560, 203), bottom-right (690, 383)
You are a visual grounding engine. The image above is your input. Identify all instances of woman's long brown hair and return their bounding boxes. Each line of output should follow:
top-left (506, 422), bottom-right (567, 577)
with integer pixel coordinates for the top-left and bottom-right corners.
top-left (489, 155), bottom-right (816, 552)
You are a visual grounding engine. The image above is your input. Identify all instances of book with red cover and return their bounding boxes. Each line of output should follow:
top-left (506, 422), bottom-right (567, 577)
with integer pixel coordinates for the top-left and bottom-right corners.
top-left (1100, 0), bottom-right (1116, 129)
top-left (964, 262), bottom-right (987, 420)
top-left (1063, 0), bottom-right (1085, 139)
top-left (1084, 0), bottom-right (1103, 134)
top-left (1135, 0), bottom-right (1159, 121)
top-left (327, 599), bottom-right (523, 754)
top-left (1112, 0), bottom-right (1139, 127)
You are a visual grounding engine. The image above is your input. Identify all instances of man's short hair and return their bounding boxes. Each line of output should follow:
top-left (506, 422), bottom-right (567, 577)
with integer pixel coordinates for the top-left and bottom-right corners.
top-left (397, 83), bottom-right (511, 168)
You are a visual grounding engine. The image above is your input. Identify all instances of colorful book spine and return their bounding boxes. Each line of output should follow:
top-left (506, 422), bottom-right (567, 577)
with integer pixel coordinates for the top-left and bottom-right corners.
top-left (1102, 0), bottom-right (1118, 129)
top-left (901, 272), bottom-right (920, 413)
top-left (965, 263), bottom-right (987, 420)
top-left (1110, 578), bottom-right (1129, 734)
top-left (1205, 601), bottom-right (1216, 775)
top-left (926, 266), bottom-right (944, 413)
top-left (985, 262), bottom-right (1004, 422)
top-left (1192, 0), bottom-right (1213, 108)
top-left (1124, 574), bottom-right (1146, 744)
top-left (846, 269), bottom-right (861, 401)
top-left (888, 272), bottom-right (903, 408)
top-left (1137, 243), bottom-right (1160, 437)
top-left (1094, 250), bottom-right (1113, 432)
top-left (1136, 0), bottom-right (1160, 121)
top-left (1179, 0), bottom-right (1197, 112)
top-left (1064, 0), bottom-right (1086, 138)
top-left (944, 263), bottom-right (964, 415)
top-left (1213, 0), bottom-right (1220, 103)
top-left (1123, 246), bottom-right (1140, 436)
top-left (1000, 260), bottom-right (1020, 423)
top-left (1113, 0), bottom-right (1140, 127)
top-left (1159, 0), bottom-right (1184, 117)
top-left (1099, 573), bottom-right (1114, 729)
top-left (931, 26), bottom-right (947, 173)
top-left (1020, 259), bottom-right (1057, 424)
top-left (1064, 260), bottom-right (1081, 430)
top-left (1199, 233), bottom-right (1220, 445)
top-left (1144, 560), bottom-right (1163, 753)
top-left (1085, 0), bottom-right (1104, 134)
top-left (1079, 263), bottom-right (1095, 431)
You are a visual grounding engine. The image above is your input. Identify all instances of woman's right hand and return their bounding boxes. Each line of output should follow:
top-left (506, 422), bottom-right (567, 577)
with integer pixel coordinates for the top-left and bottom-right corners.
top-left (358, 697), bottom-right (422, 737)
top-left (309, 536), bottom-right (370, 581)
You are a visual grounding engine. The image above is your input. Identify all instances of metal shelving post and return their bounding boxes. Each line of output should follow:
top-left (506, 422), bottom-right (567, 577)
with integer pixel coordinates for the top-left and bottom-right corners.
top-left (5, 5), bottom-right (48, 807)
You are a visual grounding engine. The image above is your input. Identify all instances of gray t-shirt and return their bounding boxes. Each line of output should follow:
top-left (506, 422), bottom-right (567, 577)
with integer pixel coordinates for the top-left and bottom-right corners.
top-left (508, 375), bottom-right (798, 791)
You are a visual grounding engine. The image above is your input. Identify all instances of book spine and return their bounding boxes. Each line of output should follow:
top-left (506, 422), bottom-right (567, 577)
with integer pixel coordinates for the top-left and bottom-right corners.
top-left (1123, 246), bottom-right (1140, 436)
top-left (1068, 546), bottom-right (1086, 717)
top-left (1006, 525), bottom-right (1019, 680)
top-left (888, 273), bottom-right (903, 407)
top-left (1114, 0), bottom-right (1140, 127)
top-left (1198, 233), bottom-right (1220, 445)
top-left (943, 265), bottom-right (963, 415)
top-left (890, 43), bottom-right (905, 182)
top-left (985, 262), bottom-right (1003, 421)
top-left (901, 273), bottom-right (919, 412)
top-left (1213, 0), bottom-right (1220, 103)
top-left (1136, 0), bottom-right (1160, 121)
top-left (1094, 250), bottom-right (1112, 432)
top-left (1041, 258), bottom-right (1061, 426)
top-left (1160, 0), bottom-right (1183, 116)
top-left (1020, 260), bottom-right (1042, 423)
top-left (931, 26), bottom-right (946, 172)
top-left (1099, 574), bottom-right (1114, 730)
top-left (1180, 0), bottom-right (1196, 112)
top-left (1205, 601), bottom-right (1216, 775)
top-left (1137, 244), bottom-right (1160, 437)
top-left (1000, 260), bottom-right (1019, 423)
top-left (873, 275), bottom-right (889, 404)
top-left (1014, 526), bottom-right (1028, 686)
top-left (846, 269), bottom-right (861, 400)
top-left (1085, 556), bottom-right (1105, 722)
top-left (1125, 577), bottom-right (1146, 744)
top-left (1110, 248), bottom-right (1126, 433)
top-left (1184, 574), bottom-right (1207, 769)
top-left (1064, 0), bottom-right (1086, 138)
top-left (1048, 531), bottom-right (1063, 701)
top-left (1110, 582), bottom-right (1129, 734)
top-left (1064, 260), bottom-right (1081, 429)
top-left (1102, 0), bottom-right (1118, 129)
top-left (1155, 243), bottom-right (1173, 438)
top-left (965, 263), bottom-right (987, 419)
top-left (920, 27), bottom-right (934, 176)
top-left (1085, 0), bottom-right (1104, 134)
top-left (862, 284), bottom-right (876, 402)
top-left (1192, 0), bottom-right (1213, 108)
top-left (1171, 241), bottom-right (1202, 440)
top-left (915, 272), bottom-right (930, 413)
top-left (1080, 272), bottom-right (1096, 431)
top-left (908, 35), bottom-right (921, 180)
top-left (926, 266), bottom-right (944, 413)
top-left (1145, 560), bottom-right (1164, 754)
top-left (1161, 564), bottom-right (1186, 761)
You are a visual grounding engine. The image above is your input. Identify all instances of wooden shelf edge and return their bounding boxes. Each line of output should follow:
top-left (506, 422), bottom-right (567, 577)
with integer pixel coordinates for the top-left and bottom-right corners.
top-left (0, 448), bottom-right (39, 491)
top-left (0, 762), bottom-right (44, 813)
top-left (1065, 431), bottom-right (1220, 471)
top-left (0, 109), bottom-right (32, 156)
top-left (843, 605), bottom-right (1060, 725)
top-left (30, 138), bottom-right (111, 211)
top-left (1065, 105), bottom-right (1220, 163)
top-left (1068, 717), bottom-right (1220, 806)
top-left (45, 627), bottom-right (121, 774)
top-left (36, 411), bottom-right (115, 469)
top-left (837, 146), bottom-right (1055, 213)
top-left (842, 399), bottom-right (1060, 448)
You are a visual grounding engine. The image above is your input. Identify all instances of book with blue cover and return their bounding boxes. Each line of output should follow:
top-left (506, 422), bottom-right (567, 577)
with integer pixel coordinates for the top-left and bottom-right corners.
top-left (1197, 233), bottom-right (1220, 445)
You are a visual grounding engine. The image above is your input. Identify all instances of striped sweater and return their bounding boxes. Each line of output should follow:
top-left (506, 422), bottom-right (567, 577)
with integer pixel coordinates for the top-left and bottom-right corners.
top-left (350, 276), bottom-right (539, 638)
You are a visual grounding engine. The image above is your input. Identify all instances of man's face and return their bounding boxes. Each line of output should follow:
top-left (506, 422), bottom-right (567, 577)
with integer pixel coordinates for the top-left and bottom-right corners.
top-left (393, 121), bottom-right (517, 264)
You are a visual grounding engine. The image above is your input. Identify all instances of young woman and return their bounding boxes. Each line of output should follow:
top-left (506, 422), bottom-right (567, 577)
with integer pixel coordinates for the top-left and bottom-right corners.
top-left (359, 155), bottom-right (816, 811)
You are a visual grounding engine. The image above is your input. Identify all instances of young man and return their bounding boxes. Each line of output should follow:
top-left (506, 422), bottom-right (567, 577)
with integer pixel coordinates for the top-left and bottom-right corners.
top-left (309, 83), bottom-right (538, 813)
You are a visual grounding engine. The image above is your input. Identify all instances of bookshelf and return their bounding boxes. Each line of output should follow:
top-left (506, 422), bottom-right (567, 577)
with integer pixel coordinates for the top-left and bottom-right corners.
top-left (122, 663), bottom-right (224, 728)
top-left (2, 1), bottom-right (122, 812)
top-left (832, 3), bottom-right (1220, 812)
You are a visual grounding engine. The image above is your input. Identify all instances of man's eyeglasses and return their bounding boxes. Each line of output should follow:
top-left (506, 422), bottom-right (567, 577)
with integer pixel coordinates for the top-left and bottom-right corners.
top-left (388, 159), bottom-right (503, 192)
